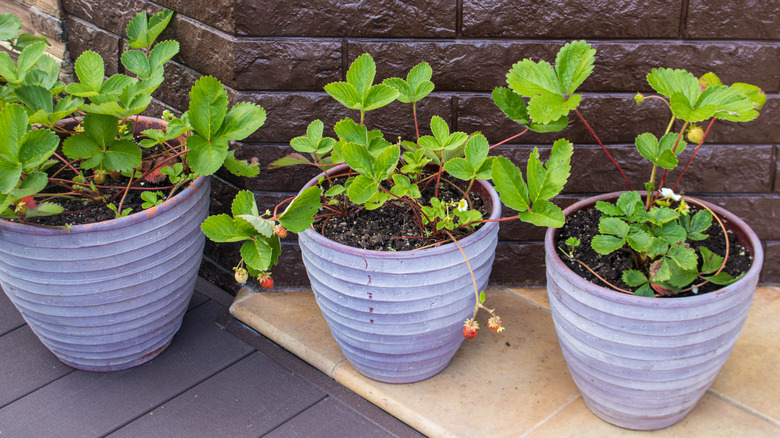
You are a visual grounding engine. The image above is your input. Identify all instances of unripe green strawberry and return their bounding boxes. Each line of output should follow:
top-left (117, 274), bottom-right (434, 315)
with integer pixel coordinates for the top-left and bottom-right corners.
top-left (687, 126), bottom-right (704, 144)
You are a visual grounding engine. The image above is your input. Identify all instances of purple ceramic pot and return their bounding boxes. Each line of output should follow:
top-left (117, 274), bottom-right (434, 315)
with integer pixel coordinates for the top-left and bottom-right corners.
top-left (298, 164), bottom-right (501, 383)
top-left (0, 117), bottom-right (210, 371)
top-left (545, 192), bottom-right (763, 430)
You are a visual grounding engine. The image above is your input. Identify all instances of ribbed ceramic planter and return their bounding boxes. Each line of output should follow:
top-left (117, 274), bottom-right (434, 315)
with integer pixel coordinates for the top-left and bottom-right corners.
top-left (0, 117), bottom-right (210, 371)
top-left (298, 165), bottom-right (501, 383)
top-left (545, 192), bottom-right (763, 430)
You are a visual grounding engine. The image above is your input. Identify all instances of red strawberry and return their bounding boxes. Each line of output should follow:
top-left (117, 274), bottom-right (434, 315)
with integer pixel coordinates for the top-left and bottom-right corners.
top-left (463, 318), bottom-right (479, 340)
top-left (259, 275), bottom-right (274, 290)
top-left (488, 315), bottom-right (504, 333)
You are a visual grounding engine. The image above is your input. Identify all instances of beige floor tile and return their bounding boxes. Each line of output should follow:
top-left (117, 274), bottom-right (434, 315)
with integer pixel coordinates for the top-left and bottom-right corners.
top-left (506, 287), bottom-right (550, 311)
top-left (525, 393), bottom-right (780, 438)
top-left (229, 288), bottom-right (347, 376)
top-left (332, 289), bottom-right (579, 438)
top-left (710, 286), bottom-right (780, 423)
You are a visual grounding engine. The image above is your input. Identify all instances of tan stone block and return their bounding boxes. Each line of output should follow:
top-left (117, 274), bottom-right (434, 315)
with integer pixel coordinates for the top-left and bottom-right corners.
top-left (526, 394), bottom-right (780, 437)
top-left (19, 0), bottom-right (62, 18)
top-left (507, 287), bottom-right (550, 311)
top-left (710, 287), bottom-right (780, 422)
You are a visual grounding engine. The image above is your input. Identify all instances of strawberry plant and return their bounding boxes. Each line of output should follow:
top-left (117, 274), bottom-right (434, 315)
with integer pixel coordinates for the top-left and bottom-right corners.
top-left (202, 53), bottom-right (575, 337)
top-left (0, 10), bottom-right (265, 221)
top-left (505, 41), bottom-right (764, 297)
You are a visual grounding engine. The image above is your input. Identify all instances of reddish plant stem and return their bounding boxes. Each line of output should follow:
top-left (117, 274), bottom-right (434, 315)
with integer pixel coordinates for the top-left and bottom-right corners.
top-left (271, 195), bottom-right (298, 221)
top-left (574, 109), bottom-right (633, 191)
top-left (52, 152), bottom-right (81, 176)
top-left (671, 118), bottom-right (717, 192)
top-left (107, 149), bottom-right (189, 204)
top-left (489, 128), bottom-right (529, 150)
top-left (413, 103), bottom-right (420, 140)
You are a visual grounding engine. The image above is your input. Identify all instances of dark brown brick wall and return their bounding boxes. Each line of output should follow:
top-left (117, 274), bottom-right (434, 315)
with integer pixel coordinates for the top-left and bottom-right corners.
top-left (61, 0), bottom-right (780, 292)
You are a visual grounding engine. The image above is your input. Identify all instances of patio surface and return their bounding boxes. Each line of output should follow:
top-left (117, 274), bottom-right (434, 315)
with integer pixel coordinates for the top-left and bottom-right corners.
top-left (230, 285), bottom-right (780, 437)
top-left (0, 278), bottom-right (421, 438)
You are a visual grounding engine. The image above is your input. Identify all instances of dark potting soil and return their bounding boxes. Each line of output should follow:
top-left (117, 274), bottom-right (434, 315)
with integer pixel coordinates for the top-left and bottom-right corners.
top-left (13, 143), bottom-right (184, 227)
top-left (313, 173), bottom-right (488, 252)
top-left (554, 205), bottom-right (753, 297)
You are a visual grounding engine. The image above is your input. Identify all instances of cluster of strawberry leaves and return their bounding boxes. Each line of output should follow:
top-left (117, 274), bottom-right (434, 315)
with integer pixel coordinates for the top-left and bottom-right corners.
top-left (0, 10), bottom-right (265, 220)
top-left (201, 52), bottom-right (574, 279)
top-left (510, 41), bottom-right (764, 296)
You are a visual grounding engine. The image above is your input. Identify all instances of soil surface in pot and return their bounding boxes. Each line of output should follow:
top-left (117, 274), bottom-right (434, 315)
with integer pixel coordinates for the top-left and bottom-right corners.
top-left (12, 142), bottom-right (185, 227)
top-left (312, 171), bottom-right (488, 252)
top-left (555, 205), bottom-right (752, 297)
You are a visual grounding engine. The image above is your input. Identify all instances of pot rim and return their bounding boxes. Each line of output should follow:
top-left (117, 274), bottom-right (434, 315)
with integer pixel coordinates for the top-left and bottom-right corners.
top-left (544, 191), bottom-right (764, 305)
top-left (0, 116), bottom-right (206, 236)
top-left (300, 164), bottom-right (502, 259)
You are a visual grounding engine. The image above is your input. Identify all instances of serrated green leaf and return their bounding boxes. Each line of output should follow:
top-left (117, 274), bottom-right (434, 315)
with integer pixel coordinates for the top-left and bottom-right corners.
top-left (698, 85), bottom-right (758, 123)
top-left (324, 82), bottom-right (362, 109)
top-left (372, 144), bottom-right (399, 180)
top-left (16, 42), bottom-right (47, 77)
top-left (688, 209), bottom-right (712, 234)
top-left (241, 239), bottom-right (273, 271)
top-left (492, 86), bottom-right (530, 126)
top-left (0, 160), bottom-right (22, 194)
top-left (121, 50), bottom-right (150, 79)
top-left (148, 40), bottom-right (179, 75)
top-left (730, 82), bottom-right (766, 111)
top-left (595, 201), bottom-right (624, 217)
top-left (507, 59), bottom-right (562, 97)
top-left (465, 133), bottom-right (489, 172)
top-left (646, 68), bottom-right (699, 104)
top-left (622, 269), bottom-right (648, 287)
top-left (104, 140), bottom-right (141, 172)
top-left (19, 128), bottom-right (58, 169)
top-left (591, 234), bottom-right (625, 254)
top-left (341, 142), bottom-right (373, 176)
top-left (647, 206), bottom-right (680, 226)
top-left (646, 237), bottom-right (670, 258)
top-left (25, 201), bottom-right (63, 218)
top-left (278, 185), bottom-right (322, 233)
top-left (616, 191), bottom-right (642, 217)
top-left (218, 102), bottom-right (266, 141)
top-left (346, 53), bottom-right (376, 97)
top-left (599, 217), bottom-right (630, 238)
top-left (406, 62), bottom-right (434, 101)
top-left (10, 171), bottom-right (47, 197)
top-left (362, 84), bottom-right (399, 111)
top-left (703, 271), bottom-right (741, 286)
top-left (186, 134), bottom-right (229, 175)
top-left (668, 244), bottom-right (697, 271)
top-left (0, 52), bottom-right (19, 83)
top-left (231, 190), bottom-right (259, 217)
top-left (83, 113), bottom-right (118, 148)
top-left (347, 174), bottom-right (379, 204)
top-left (188, 75), bottom-right (228, 140)
top-left (627, 230), bottom-right (653, 252)
top-left (223, 150), bottom-right (260, 177)
top-left (699, 246), bottom-right (724, 274)
top-left (333, 118), bottom-right (368, 146)
top-left (555, 40), bottom-right (595, 95)
top-left (491, 156), bottom-right (530, 212)
top-left (634, 284), bottom-right (655, 297)
top-left (383, 77), bottom-right (412, 99)
top-left (518, 199), bottom-right (565, 227)
top-left (268, 153), bottom-right (311, 169)
top-left (0, 14), bottom-right (22, 42)
top-left (236, 214), bottom-right (275, 237)
top-left (126, 10), bottom-right (173, 49)
top-left (0, 104), bottom-right (29, 162)
top-left (324, 184), bottom-right (345, 196)
top-left (658, 222), bottom-right (687, 245)
top-left (201, 214), bottom-right (251, 242)
top-left (15, 84), bottom-right (53, 113)
top-left (62, 133), bottom-right (100, 160)
top-left (73, 51), bottom-right (105, 92)
top-left (443, 158), bottom-right (473, 181)
top-left (528, 92), bottom-right (570, 125)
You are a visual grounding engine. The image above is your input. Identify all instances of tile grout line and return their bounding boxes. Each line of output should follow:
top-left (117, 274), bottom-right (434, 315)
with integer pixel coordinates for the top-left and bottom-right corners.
top-left (502, 287), bottom-right (552, 314)
top-left (707, 389), bottom-right (780, 428)
top-left (518, 394), bottom-right (581, 438)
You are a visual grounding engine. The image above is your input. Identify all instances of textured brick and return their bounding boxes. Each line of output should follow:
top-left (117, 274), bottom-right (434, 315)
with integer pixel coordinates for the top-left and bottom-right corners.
top-left (154, 0), bottom-right (234, 34)
top-left (462, 0), bottom-right (681, 38)
top-left (199, 256), bottom-right (242, 296)
top-left (761, 241), bottom-right (780, 283)
top-left (234, 0), bottom-right (456, 37)
top-left (27, 5), bottom-right (66, 42)
top-left (490, 242), bottom-right (546, 285)
top-left (238, 92), bottom-right (452, 143)
top-left (351, 40), bottom-right (779, 93)
top-left (234, 40), bottom-right (342, 91)
top-left (23, 0), bottom-right (62, 18)
top-left (66, 16), bottom-right (120, 76)
top-left (458, 93), bottom-right (780, 146)
top-left (686, 0), bottom-right (779, 40)
top-left (775, 146), bottom-right (779, 193)
top-left (174, 16), bottom-right (235, 87)
top-left (63, 0), bottom-right (161, 36)
top-left (153, 61), bottom-right (201, 111)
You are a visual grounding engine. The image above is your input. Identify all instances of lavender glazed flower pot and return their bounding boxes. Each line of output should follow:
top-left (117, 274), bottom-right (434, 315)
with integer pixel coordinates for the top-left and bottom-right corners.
top-left (0, 116), bottom-right (210, 371)
top-left (298, 164), bottom-right (501, 383)
top-left (544, 192), bottom-right (763, 430)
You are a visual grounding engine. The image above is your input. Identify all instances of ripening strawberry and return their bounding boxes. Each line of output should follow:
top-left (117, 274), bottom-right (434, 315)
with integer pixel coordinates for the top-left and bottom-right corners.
top-left (274, 225), bottom-right (287, 238)
top-left (234, 267), bottom-right (248, 284)
top-left (463, 318), bottom-right (479, 340)
top-left (488, 315), bottom-right (504, 333)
